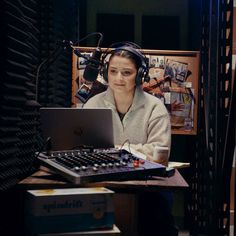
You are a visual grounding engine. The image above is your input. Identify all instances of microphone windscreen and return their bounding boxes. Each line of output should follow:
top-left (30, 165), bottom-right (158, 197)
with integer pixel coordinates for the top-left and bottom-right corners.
top-left (83, 65), bottom-right (100, 82)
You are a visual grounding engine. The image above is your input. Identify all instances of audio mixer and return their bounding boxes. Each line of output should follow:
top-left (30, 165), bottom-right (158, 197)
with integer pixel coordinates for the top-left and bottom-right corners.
top-left (37, 149), bottom-right (166, 184)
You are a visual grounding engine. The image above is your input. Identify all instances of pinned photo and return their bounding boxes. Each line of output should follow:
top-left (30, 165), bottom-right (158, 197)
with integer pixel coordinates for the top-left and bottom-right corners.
top-left (149, 56), bottom-right (159, 68)
top-left (75, 83), bottom-right (91, 103)
top-left (157, 56), bottom-right (165, 69)
top-left (77, 53), bottom-right (92, 69)
top-left (164, 59), bottom-right (188, 83)
top-left (149, 56), bottom-right (165, 69)
top-left (170, 89), bottom-right (194, 129)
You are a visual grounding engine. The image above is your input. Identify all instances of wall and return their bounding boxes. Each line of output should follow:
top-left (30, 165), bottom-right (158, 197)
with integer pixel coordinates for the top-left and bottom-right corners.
top-left (85, 0), bottom-right (189, 49)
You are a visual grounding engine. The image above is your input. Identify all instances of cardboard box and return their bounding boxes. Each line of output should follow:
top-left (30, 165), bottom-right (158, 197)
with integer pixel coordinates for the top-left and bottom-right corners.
top-left (37, 225), bottom-right (121, 236)
top-left (25, 188), bottom-right (114, 234)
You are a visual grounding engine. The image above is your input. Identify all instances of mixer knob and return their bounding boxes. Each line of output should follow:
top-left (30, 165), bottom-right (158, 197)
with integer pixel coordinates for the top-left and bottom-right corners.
top-left (101, 163), bottom-right (107, 168)
top-left (115, 163), bottom-right (120, 167)
top-left (133, 160), bottom-right (140, 168)
top-left (139, 159), bottom-right (145, 164)
top-left (94, 163), bottom-right (99, 168)
top-left (122, 156), bottom-right (130, 162)
top-left (81, 166), bottom-right (87, 171)
top-left (74, 166), bottom-right (80, 171)
top-left (93, 167), bottom-right (98, 171)
top-left (108, 163), bottom-right (113, 167)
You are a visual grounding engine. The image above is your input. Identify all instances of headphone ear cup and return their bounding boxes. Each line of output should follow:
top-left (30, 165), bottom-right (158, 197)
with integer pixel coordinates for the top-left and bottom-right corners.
top-left (102, 62), bottom-right (109, 81)
top-left (135, 67), bottom-right (145, 86)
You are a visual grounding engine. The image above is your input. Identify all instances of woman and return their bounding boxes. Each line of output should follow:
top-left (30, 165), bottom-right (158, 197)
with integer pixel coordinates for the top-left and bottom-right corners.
top-left (84, 46), bottom-right (177, 236)
top-left (84, 46), bottom-right (171, 166)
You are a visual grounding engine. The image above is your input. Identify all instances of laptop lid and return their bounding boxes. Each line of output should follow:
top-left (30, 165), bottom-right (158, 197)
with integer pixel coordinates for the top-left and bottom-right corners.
top-left (40, 107), bottom-right (114, 150)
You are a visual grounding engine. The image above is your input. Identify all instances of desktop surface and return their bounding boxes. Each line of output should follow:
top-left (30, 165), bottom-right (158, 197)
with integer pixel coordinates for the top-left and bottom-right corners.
top-left (19, 166), bottom-right (188, 191)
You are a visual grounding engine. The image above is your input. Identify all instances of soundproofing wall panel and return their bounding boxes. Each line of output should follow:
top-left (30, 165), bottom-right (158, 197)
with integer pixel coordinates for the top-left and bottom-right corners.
top-left (0, 0), bottom-right (40, 191)
top-left (0, 0), bottom-right (78, 191)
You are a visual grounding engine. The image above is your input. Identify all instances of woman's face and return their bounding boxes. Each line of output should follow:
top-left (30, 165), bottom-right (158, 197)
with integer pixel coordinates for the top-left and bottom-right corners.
top-left (108, 55), bottom-right (137, 94)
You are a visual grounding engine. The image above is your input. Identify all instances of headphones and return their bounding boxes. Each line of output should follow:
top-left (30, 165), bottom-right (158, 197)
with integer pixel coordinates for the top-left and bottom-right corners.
top-left (101, 43), bottom-right (150, 86)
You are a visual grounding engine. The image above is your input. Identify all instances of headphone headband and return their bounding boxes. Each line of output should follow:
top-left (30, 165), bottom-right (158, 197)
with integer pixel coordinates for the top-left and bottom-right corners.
top-left (102, 43), bottom-right (150, 85)
top-left (113, 46), bottom-right (147, 67)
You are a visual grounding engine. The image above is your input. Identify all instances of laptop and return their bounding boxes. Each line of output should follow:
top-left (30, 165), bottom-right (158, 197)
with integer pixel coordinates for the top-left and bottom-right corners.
top-left (38, 107), bottom-right (167, 184)
top-left (40, 107), bottom-right (114, 151)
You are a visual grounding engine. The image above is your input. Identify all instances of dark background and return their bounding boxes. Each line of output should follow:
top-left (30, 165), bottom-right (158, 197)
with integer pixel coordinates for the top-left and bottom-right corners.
top-left (0, 0), bottom-right (235, 235)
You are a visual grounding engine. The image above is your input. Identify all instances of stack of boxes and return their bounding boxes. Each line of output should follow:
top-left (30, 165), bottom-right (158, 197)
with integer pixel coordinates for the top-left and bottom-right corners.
top-left (24, 187), bottom-right (120, 236)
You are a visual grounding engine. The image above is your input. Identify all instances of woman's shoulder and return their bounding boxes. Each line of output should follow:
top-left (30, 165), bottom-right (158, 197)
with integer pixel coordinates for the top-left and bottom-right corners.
top-left (143, 91), bottom-right (169, 115)
top-left (83, 91), bottom-right (106, 107)
top-left (143, 90), bottom-right (163, 104)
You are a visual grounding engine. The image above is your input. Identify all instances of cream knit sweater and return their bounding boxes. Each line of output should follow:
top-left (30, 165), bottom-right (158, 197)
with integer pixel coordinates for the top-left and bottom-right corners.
top-left (84, 86), bottom-right (171, 165)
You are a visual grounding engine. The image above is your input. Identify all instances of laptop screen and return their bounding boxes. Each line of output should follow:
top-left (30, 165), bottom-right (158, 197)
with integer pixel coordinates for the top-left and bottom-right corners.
top-left (40, 107), bottom-right (114, 150)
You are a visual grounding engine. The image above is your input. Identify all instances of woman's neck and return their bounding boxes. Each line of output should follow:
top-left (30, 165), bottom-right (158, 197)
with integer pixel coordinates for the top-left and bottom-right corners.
top-left (113, 90), bottom-right (134, 114)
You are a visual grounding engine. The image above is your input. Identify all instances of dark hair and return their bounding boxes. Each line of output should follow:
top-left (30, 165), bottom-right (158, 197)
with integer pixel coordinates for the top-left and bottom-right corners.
top-left (108, 49), bottom-right (141, 70)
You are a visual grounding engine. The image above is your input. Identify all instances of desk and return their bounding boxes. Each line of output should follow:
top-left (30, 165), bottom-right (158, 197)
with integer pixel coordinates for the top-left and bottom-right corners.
top-left (19, 168), bottom-right (188, 236)
top-left (19, 167), bottom-right (188, 190)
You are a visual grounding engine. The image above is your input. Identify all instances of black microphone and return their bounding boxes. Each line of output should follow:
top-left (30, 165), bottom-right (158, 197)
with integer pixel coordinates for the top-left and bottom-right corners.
top-left (83, 47), bottom-right (102, 82)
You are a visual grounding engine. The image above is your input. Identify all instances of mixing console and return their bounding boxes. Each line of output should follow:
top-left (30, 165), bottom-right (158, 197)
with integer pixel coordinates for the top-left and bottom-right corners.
top-left (37, 148), bottom-right (166, 184)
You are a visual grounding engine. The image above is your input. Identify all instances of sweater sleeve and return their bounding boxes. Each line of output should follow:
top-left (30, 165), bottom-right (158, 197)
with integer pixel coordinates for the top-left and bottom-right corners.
top-left (129, 111), bottom-right (171, 167)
